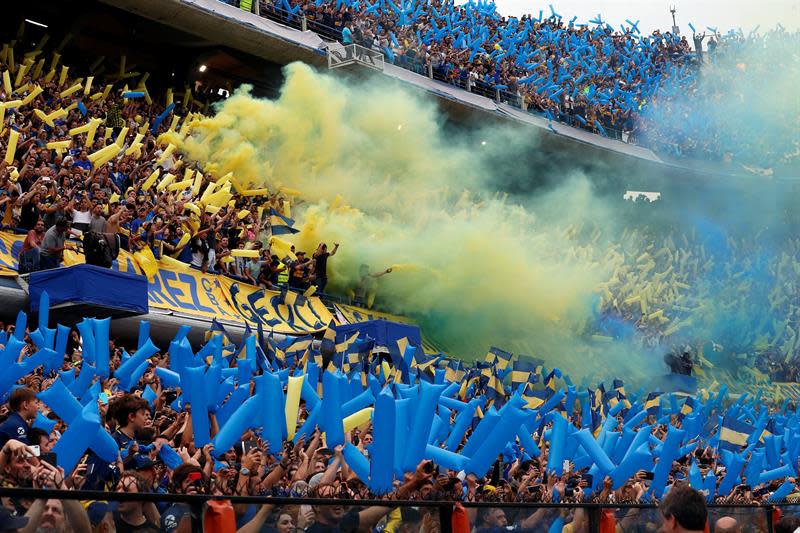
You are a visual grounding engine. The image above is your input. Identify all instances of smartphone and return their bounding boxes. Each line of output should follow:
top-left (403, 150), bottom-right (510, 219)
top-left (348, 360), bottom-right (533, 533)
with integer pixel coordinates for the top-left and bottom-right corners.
top-left (422, 461), bottom-right (434, 474)
top-left (40, 452), bottom-right (57, 466)
top-left (241, 441), bottom-right (257, 455)
top-left (28, 445), bottom-right (40, 458)
top-left (316, 448), bottom-right (332, 456)
top-left (643, 471), bottom-right (655, 480)
top-left (563, 460), bottom-right (571, 473)
top-left (581, 474), bottom-right (594, 486)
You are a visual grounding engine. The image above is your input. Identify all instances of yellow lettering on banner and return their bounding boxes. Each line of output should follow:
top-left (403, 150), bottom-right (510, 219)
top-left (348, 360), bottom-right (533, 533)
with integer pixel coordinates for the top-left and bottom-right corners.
top-left (0, 230), bottom-right (332, 333)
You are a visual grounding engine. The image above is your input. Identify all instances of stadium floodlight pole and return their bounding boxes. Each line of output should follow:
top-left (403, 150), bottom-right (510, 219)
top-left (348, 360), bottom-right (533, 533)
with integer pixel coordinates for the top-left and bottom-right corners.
top-left (669, 6), bottom-right (680, 35)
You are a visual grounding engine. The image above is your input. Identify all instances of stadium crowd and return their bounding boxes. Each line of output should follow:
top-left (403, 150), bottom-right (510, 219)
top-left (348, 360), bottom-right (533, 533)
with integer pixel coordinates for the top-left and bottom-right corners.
top-left (0, 313), bottom-right (799, 532)
top-left (1, 17), bottom-right (800, 533)
top-left (0, 38), bottom-right (339, 294)
top-left (244, 0), bottom-right (800, 169)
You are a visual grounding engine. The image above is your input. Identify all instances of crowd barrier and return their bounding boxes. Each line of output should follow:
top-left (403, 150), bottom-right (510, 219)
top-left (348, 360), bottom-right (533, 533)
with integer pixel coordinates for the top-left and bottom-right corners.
top-left (0, 487), bottom-right (796, 533)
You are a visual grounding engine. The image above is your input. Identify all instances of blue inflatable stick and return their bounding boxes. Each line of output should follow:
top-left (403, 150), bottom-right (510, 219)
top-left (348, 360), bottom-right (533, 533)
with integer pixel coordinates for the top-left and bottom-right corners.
top-left (466, 406), bottom-right (528, 475)
top-left (52, 402), bottom-right (102, 473)
top-left (425, 444), bottom-right (469, 472)
top-left (322, 371), bottom-right (346, 447)
top-left (94, 318), bottom-right (111, 379)
top-left (402, 381), bottom-right (446, 471)
top-left (370, 388), bottom-right (396, 493)
top-left (185, 366), bottom-right (211, 447)
top-left (212, 395), bottom-right (260, 457)
top-left (137, 321), bottom-right (150, 351)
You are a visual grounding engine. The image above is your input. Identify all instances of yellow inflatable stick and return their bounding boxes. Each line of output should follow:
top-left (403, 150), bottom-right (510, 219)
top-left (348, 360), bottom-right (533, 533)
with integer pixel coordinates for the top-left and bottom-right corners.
top-left (57, 65), bottom-right (69, 87)
top-left (46, 140), bottom-right (71, 151)
top-left (158, 255), bottom-right (191, 272)
top-left (114, 126), bottom-right (129, 148)
top-left (190, 170), bottom-right (203, 197)
top-left (204, 189), bottom-right (233, 208)
top-left (34, 108), bottom-right (54, 127)
top-left (141, 168), bottom-right (161, 191)
top-left (31, 58), bottom-right (44, 80)
top-left (4, 129), bottom-right (19, 164)
top-left (343, 407), bottom-right (373, 432)
top-left (183, 202), bottom-right (201, 216)
top-left (88, 55), bottom-right (104, 73)
top-left (200, 181), bottom-right (217, 203)
top-left (47, 107), bottom-right (67, 123)
top-left (279, 186), bottom-right (301, 196)
top-left (85, 118), bottom-right (102, 147)
top-left (167, 179), bottom-right (192, 192)
top-left (269, 236), bottom-right (297, 262)
top-left (205, 205), bottom-right (221, 215)
top-left (165, 88), bottom-right (173, 106)
top-left (241, 188), bottom-right (268, 196)
top-left (133, 247), bottom-right (159, 281)
top-left (83, 76), bottom-right (93, 96)
top-left (231, 249), bottom-right (259, 258)
top-left (284, 375), bottom-right (304, 440)
top-left (124, 133), bottom-right (144, 156)
top-left (170, 233), bottom-right (192, 256)
top-left (14, 63), bottom-right (30, 88)
top-left (2, 71), bottom-right (11, 96)
top-left (157, 143), bottom-right (176, 165)
top-left (237, 209), bottom-right (251, 220)
top-left (21, 84), bottom-right (42, 106)
top-left (88, 143), bottom-right (122, 167)
top-left (155, 172), bottom-right (176, 192)
top-left (101, 84), bottom-right (112, 100)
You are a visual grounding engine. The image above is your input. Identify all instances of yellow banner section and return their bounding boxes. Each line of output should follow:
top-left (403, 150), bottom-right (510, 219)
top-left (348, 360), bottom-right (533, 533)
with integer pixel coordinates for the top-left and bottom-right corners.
top-left (0, 232), bottom-right (332, 334)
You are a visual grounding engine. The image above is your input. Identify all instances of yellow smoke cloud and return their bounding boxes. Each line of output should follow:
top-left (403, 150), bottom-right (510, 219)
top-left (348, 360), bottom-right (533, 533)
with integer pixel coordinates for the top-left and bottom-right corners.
top-left (173, 62), bottom-right (656, 377)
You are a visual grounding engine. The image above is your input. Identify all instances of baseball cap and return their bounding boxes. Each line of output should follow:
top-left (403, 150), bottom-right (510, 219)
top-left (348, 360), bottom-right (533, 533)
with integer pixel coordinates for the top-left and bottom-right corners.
top-left (86, 502), bottom-right (117, 526)
top-left (128, 454), bottom-right (155, 471)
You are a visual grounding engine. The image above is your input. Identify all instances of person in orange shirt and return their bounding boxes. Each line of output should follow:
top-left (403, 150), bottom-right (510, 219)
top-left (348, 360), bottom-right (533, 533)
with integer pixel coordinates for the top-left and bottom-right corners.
top-left (18, 218), bottom-right (45, 273)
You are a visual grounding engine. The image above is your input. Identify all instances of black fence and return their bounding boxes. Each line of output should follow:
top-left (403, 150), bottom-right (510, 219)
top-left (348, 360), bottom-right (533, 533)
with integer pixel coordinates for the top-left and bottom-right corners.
top-left (0, 487), bottom-right (797, 533)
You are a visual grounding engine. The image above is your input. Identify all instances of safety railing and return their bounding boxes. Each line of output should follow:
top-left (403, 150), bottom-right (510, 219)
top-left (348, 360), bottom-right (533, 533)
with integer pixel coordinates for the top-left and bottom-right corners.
top-left (227, 0), bottom-right (642, 145)
top-left (0, 487), bottom-right (797, 533)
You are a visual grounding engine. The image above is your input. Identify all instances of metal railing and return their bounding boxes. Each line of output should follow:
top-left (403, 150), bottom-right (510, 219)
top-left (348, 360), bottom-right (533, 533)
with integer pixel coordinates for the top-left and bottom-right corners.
top-left (229, 0), bottom-right (643, 145)
top-left (0, 487), bottom-right (797, 533)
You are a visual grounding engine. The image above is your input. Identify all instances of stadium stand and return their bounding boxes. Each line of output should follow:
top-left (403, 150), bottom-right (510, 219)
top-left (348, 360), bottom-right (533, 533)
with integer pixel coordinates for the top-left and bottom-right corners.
top-left (225, 0), bottom-right (799, 171)
top-left (0, 9), bottom-right (798, 533)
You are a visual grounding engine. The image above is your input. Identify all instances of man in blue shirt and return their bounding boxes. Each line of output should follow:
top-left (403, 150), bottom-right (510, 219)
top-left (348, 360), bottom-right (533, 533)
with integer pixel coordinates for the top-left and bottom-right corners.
top-left (342, 23), bottom-right (354, 44)
top-left (73, 150), bottom-right (93, 172)
top-left (0, 387), bottom-right (39, 448)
